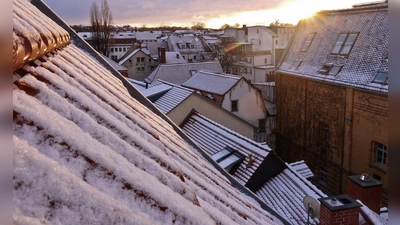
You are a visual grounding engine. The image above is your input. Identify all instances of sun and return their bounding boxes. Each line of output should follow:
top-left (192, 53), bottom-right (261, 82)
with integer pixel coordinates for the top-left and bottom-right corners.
top-left (276, 0), bottom-right (321, 23)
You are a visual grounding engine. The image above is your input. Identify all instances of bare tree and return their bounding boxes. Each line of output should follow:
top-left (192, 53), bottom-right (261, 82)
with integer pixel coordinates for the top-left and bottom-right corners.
top-left (90, 0), bottom-right (113, 56)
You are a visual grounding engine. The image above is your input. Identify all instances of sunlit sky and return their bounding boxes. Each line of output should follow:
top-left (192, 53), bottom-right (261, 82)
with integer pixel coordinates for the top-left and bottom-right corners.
top-left (43, 0), bottom-right (378, 29)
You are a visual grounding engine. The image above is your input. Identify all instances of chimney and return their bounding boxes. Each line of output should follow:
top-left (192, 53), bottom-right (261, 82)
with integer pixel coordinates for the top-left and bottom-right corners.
top-left (347, 174), bottom-right (382, 213)
top-left (319, 194), bottom-right (362, 225)
top-left (160, 47), bottom-right (166, 64)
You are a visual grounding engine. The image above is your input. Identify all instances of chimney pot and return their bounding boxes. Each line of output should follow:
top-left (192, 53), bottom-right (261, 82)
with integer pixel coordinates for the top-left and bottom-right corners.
top-left (348, 174), bottom-right (382, 213)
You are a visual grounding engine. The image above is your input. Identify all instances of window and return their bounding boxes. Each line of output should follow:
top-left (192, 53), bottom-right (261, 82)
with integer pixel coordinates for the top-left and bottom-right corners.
top-left (301, 32), bottom-right (316, 52)
top-left (137, 58), bottom-right (140, 63)
top-left (275, 40), bottom-right (278, 45)
top-left (141, 57), bottom-right (145, 62)
top-left (141, 67), bottom-right (145, 71)
top-left (320, 168), bottom-right (327, 184)
top-left (190, 70), bottom-right (196, 76)
top-left (211, 147), bottom-right (245, 174)
top-left (110, 48), bottom-right (114, 52)
top-left (249, 69), bottom-right (252, 74)
top-left (119, 47), bottom-right (122, 52)
top-left (231, 100), bottom-right (238, 112)
top-left (123, 47), bottom-right (126, 51)
top-left (318, 63), bottom-right (342, 76)
top-left (328, 65), bottom-right (343, 76)
top-left (291, 61), bottom-right (302, 70)
top-left (149, 58), bottom-right (152, 62)
top-left (375, 143), bottom-right (387, 166)
top-left (331, 32), bottom-right (358, 55)
top-left (193, 56), bottom-right (197, 60)
top-left (265, 58), bottom-right (268, 64)
top-left (372, 71), bottom-right (388, 84)
top-left (191, 44), bottom-right (194, 49)
top-left (258, 119), bottom-right (266, 133)
top-left (320, 122), bottom-right (330, 142)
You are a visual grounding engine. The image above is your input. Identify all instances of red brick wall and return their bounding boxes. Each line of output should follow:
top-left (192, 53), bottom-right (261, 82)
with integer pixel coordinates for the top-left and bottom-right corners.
top-left (347, 180), bottom-right (382, 213)
top-left (320, 204), bottom-right (359, 225)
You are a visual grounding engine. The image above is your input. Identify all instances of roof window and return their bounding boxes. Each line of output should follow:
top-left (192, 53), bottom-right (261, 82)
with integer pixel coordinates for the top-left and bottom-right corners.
top-left (317, 63), bottom-right (342, 76)
top-left (211, 147), bottom-right (245, 174)
top-left (372, 71), bottom-right (388, 84)
top-left (291, 60), bottom-right (302, 70)
top-left (331, 32), bottom-right (359, 55)
top-left (301, 32), bottom-right (316, 52)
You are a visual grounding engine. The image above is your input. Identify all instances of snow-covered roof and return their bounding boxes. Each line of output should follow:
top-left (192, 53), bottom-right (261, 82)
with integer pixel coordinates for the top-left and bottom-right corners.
top-left (118, 48), bottom-right (151, 65)
top-left (182, 70), bottom-right (241, 95)
top-left (165, 52), bottom-right (186, 64)
top-left (13, 1), bottom-right (289, 224)
top-left (134, 31), bottom-right (159, 40)
top-left (180, 112), bottom-right (329, 225)
top-left (101, 54), bottom-right (127, 71)
top-left (288, 160), bottom-right (314, 179)
top-left (109, 31), bottom-right (135, 39)
top-left (277, 2), bottom-right (388, 94)
top-left (180, 112), bottom-right (272, 185)
top-left (255, 164), bottom-right (327, 225)
top-left (140, 83), bottom-right (172, 99)
top-left (145, 61), bottom-right (223, 84)
top-left (153, 81), bottom-right (194, 114)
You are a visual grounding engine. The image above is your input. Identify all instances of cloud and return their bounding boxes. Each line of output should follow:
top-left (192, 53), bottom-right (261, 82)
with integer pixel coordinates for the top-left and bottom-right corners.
top-left (142, 1), bottom-right (155, 9)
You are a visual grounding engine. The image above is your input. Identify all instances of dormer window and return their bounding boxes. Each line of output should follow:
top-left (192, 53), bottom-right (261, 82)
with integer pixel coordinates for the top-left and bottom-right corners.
top-left (372, 71), bottom-right (388, 84)
top-left (331, 32), bottom-right (358, 55)
top-left (301, 32), bottom-right (316, 52)
top-left (211, 147), bottom-right (245, 174)
top-left (328, 65), bottom-right (343, 76)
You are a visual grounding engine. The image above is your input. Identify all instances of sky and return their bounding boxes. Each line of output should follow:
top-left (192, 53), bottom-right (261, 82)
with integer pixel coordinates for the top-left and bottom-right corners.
top-left (43, 0), bottom-right (377, 29)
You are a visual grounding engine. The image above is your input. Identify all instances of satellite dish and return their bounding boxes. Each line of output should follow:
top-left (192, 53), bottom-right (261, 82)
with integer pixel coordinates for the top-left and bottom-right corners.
top-left (303, 195), bottom-right (320, 222)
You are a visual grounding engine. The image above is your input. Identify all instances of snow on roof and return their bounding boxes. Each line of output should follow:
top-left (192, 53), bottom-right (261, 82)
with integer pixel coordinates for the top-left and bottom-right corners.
top-left (145, 61), bottom-right (223, 84)
top-left (357, 200), bottom-right (388, 225)
top-left (256, 163), bottom-right (327, 225)
top-left (101, 54), bottom-right (127, 71)
top-left (278, 2), bottom-right (388, 94)
top-left (288, 160), bottom-right (314, 179)
top-left (165, 52), bottom-right (186, 64)
top-left (13, 1), bottom-right (287, 224)
top-left (153, 81), bottom-right (194, 114)
top-left (134, 31), bottom-right (159, 40)
top-left (118, 48), bottom-right (151, 65)
top-left (182, 70), bottom-right (241, 95)
top-left (140, 83), bottom-right (172, 99)
top-left (180, 112), bottom-right (329, 225)
top-left (180, 112), bottom-right (271, 185)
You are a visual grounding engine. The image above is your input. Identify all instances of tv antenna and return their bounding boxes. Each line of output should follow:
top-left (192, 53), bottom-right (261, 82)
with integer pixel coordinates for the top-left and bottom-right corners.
top-left (303, 196), bottom-right (320, 225)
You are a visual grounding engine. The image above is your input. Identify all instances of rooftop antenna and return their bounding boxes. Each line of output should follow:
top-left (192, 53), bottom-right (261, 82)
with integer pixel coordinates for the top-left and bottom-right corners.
top-left (303, 196), bottom-right (320, 225)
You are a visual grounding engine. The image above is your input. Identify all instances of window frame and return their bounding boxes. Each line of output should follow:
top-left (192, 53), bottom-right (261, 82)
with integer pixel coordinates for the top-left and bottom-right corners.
top-left (211, 147), bottom-right (245, 174)
top-left (375, 142), bottom-right (387, 166)
top-left (231, 100), bottom-right (238, 112)
top-left (301, 32), bottom-right (316, 52)
top-left (372, 71), bottom-right (388, 85)
top-left (331, 32), bottom-right (359, 56)
top-left (320, 168), bottom-right (327, 184)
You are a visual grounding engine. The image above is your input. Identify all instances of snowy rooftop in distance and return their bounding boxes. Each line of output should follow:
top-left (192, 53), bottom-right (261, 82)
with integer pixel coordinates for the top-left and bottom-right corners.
top-left (144, 61), bottom-right (223, 85)
top-left (182, 70), bottom-right (240, 95)
top-left (152, 80), bottom-right (194, 114)
top-left (13, 0), bottom-right (288, 224)
top-left (278, 2), bottom-right (388, 94)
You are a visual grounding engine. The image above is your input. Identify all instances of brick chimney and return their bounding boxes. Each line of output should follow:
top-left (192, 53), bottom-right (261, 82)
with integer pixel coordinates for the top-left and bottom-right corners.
top-left (347, 174), bottom-right (382, 213)
top-left (319, 194), bottom-right (361, 225)
top-left (158, 47), bottom-right (166, 64)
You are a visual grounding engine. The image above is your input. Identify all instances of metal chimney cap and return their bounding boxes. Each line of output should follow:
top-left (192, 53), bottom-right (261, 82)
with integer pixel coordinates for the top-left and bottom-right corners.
top-left (359, 173), bottom-right (371, 182)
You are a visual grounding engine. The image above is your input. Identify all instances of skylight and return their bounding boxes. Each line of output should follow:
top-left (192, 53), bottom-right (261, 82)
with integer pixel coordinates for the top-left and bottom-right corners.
top-left (331, 32), bottom-right (359, 55)
top-left (318, 63), bottom-right (342, 76)
top-left (211, 147), bottom-right (245, 174)
top-left (373, 71), bottom-right (388, 84)
top-left (301, 32), bottom-right (316, 52)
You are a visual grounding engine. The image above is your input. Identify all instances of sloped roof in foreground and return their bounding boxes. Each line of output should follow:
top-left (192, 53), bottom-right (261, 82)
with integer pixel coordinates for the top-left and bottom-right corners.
top-left (13, 0), bottom-right (288, 224)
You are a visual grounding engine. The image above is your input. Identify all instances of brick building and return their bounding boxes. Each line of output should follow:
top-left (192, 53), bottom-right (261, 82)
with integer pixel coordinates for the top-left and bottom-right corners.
top-left (275, 1), bottom-right (388, 206)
